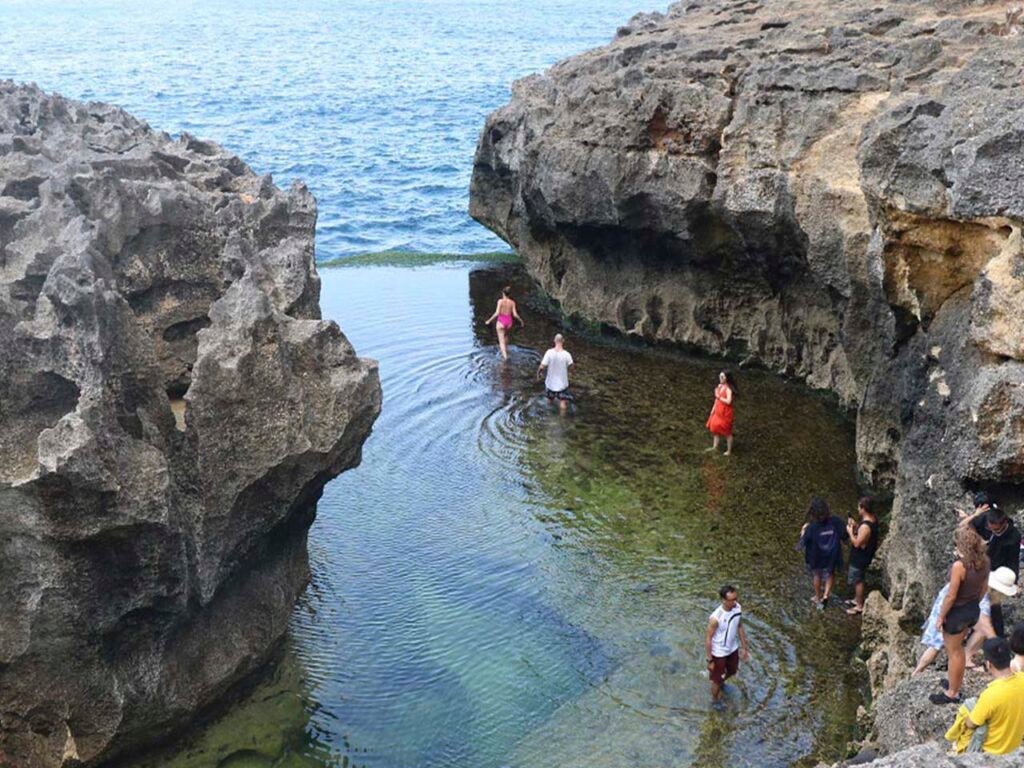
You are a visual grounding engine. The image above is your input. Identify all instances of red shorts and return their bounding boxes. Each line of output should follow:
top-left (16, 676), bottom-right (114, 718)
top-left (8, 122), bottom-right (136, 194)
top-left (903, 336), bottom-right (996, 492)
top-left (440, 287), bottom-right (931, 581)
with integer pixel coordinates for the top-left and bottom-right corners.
top-left (709, 650), bottom-right (739, 685)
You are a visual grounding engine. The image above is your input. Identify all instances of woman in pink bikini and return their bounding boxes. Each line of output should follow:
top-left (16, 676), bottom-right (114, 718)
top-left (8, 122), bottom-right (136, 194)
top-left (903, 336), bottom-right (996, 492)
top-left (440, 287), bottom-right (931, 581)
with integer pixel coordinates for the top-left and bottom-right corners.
top-left (484, 285), bottom-right (524, 360)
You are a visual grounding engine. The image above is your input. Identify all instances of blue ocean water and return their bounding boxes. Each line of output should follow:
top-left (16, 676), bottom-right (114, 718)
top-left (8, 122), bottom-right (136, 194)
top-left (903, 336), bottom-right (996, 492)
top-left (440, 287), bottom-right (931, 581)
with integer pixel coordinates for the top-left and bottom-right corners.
top-left (0, 0), bottom-right (661, 258)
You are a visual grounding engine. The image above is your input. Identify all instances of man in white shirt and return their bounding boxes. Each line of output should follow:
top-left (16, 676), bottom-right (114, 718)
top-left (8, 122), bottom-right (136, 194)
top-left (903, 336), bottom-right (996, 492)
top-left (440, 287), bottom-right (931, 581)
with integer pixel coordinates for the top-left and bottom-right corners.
top-left (537, 333), bottom-right (574, 412)
top-left (705, 584), bottom-right (750, 700)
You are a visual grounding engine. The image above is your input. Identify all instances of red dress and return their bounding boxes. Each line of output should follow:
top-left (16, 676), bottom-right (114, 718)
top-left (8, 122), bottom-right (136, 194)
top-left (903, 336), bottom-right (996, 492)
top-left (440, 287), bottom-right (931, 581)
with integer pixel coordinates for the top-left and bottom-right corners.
top-left (706, 384), bottom-right (734, 437)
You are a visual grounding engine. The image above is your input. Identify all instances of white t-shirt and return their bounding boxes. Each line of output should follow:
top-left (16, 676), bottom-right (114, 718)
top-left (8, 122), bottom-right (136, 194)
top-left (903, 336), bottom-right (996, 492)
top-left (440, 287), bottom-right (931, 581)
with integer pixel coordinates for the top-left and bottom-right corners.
top-left (710, 603), bottom-right (742, 658)
top-left (541, 348), bottom-right (573, 392)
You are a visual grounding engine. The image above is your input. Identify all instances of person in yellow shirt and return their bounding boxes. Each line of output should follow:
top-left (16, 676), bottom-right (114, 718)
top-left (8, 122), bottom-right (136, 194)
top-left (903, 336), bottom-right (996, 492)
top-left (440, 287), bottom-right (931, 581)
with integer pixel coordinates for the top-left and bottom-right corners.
top-left (963, 637), bottom-right (1024, 754)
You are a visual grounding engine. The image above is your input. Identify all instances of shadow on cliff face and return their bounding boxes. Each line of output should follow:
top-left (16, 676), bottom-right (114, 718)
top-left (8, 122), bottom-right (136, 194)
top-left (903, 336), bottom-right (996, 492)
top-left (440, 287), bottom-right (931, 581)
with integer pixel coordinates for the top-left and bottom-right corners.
top-left (0, 370), bottom-right (81, 484)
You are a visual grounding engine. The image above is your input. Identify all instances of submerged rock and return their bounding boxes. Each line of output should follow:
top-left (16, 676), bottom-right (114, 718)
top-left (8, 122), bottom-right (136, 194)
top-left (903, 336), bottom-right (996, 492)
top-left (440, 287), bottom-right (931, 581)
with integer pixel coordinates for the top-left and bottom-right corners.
top-left (0, 82), bottom-right (381, 766)
top-left (471, 0), bottom-right (1024, 759)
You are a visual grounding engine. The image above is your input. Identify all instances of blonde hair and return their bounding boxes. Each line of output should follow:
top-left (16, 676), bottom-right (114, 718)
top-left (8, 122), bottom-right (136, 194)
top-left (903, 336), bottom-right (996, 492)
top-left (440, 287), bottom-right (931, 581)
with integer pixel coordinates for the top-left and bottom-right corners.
top-left (955, 525), bottom-right (990, 572)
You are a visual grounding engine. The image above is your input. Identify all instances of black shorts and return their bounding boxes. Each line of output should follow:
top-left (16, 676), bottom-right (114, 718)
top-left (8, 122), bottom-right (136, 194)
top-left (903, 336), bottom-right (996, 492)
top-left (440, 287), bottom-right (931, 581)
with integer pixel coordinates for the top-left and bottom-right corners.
top-left (943, 602), bottom-right (981, 635)
top-left (546, 388), bottom-right (573, 401)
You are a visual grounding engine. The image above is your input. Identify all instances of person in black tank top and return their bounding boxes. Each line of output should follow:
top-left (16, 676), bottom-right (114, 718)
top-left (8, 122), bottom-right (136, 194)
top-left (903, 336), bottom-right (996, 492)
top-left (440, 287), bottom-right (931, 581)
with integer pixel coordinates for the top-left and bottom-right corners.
top-left (930, 526), bottom-right (992, 705)
top-left (845, 496), bottom-right (879, 615)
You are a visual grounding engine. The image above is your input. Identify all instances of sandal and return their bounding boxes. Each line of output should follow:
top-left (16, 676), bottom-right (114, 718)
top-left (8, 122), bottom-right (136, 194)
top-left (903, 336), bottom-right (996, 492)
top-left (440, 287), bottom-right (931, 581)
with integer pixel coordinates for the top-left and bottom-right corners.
top-left (929, 691), bottom-right (961, 706)
top-left (845, 606), bottom-right (863, 615)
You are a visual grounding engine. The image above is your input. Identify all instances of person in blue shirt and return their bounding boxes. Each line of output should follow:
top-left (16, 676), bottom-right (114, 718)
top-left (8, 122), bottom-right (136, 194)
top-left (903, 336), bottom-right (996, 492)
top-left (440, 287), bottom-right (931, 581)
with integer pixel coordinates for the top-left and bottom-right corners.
top-left (798, 496), bottom-right (849, 610)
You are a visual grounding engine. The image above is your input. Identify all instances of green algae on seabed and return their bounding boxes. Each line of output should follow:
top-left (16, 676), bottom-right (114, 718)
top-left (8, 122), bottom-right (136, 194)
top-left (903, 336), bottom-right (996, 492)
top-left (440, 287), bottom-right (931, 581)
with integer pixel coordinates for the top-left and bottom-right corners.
top-left (118, 649), bottom-right (342, 768)
top-left (319, 250), bottom-right (520, 268)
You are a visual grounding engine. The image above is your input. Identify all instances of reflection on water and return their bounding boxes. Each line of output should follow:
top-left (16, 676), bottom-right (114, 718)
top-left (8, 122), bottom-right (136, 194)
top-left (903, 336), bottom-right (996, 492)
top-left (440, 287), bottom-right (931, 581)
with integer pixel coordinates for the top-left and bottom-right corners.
top-left (127, 263), bottom-right (865, 768)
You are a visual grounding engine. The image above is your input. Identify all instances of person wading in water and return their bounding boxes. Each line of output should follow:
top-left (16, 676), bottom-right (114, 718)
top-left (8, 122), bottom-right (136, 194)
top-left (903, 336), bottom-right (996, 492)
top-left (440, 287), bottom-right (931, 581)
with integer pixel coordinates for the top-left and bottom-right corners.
top-left (537, 333), bottom-right (574, 413)
top-left (484, 285), bottom-right (523, 361)
top-left (705, 584), bottom-right (750, 701)
top-left (798, 496), bottom-right (848, 610)
top-left (705, 371), bottom-right (737, 456)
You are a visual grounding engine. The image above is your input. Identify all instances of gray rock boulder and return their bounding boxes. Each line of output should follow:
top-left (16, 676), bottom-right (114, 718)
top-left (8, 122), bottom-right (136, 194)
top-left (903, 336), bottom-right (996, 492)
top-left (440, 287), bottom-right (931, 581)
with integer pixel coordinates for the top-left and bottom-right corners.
top-left (471, 0), bottom-right (1024, 734)
top-left (829, 742), bottom-right (1024, 767)
top-left (870, 672), bottom-right (988, 756)
top-left (0, 82), bottom-right (381, 766)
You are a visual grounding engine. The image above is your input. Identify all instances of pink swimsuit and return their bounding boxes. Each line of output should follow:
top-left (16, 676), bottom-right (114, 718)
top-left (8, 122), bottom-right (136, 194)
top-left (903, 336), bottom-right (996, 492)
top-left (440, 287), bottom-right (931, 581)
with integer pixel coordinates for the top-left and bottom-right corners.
top-left (497, 314), bottom-right (513, 329)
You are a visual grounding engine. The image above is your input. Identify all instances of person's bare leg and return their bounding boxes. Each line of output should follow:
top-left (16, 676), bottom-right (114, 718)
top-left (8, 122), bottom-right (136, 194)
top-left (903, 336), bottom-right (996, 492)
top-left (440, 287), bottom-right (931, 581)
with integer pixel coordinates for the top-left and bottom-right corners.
top-left (710, 679), bottom-right (722, 700)
top-left (724, 435), bottom-right (733, 456)
top-left (706, 435), bottom-right (720, 452)
top-left (912, 647), bottom-right (940, 676)
top-left (823, 573), bottom-right (835, 603)
top-left (965, 616), bottom-right (994, 667)
top-left (558, 398), bottom-right (568, 415)
top-left (944, 629), bottom-right (968, 698)
top-left (846, 581), bottom-right (866, 615)
top-left (812, 573), bottom-right (822, 603)
top-left (497, 325), bottom-right (508, 360)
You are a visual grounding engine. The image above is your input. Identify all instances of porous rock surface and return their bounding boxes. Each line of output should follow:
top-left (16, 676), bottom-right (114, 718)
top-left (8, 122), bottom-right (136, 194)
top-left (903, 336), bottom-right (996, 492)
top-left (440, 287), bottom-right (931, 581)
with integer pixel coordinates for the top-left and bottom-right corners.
top-left (471, 0), bottom-right (1024, 760)
top-left (828, 742), bottom-right (1024, 768)
top-left (0, 82), bottom-right (381, 766)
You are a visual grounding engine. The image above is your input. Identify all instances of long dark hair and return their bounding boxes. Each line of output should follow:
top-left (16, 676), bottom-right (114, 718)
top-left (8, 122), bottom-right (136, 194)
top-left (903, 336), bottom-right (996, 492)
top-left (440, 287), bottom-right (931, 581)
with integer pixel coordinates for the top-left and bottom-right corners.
top-left (722, 370), bottom-right (738, 396)
top-left (807, 495), bottom-right (831, 524)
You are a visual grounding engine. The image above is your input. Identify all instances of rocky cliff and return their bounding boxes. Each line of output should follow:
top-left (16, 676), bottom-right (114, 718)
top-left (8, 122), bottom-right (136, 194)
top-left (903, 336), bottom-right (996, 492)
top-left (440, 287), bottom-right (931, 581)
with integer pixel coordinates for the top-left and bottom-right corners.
top-left (0, 83), bottom-right (381, 766)
top-left (471, 0), bottom-right (1024, 758)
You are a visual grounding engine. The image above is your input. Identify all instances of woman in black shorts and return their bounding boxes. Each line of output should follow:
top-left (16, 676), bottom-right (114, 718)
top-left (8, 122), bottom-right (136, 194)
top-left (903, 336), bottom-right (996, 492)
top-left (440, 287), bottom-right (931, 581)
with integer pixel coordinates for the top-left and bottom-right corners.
top-left (930, 525), bottom-right (991, 705)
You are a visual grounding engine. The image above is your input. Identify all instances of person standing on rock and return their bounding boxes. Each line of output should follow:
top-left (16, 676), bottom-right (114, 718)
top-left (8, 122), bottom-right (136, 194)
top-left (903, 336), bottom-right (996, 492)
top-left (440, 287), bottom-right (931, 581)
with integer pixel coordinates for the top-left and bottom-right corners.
top-left (537, 333), bottom-right (574, 412)
top-left (960, 493), bottom-right (1020, 638)
top-left (844, 496), bottom-right (880, 615)
top-left (705, 584), bottom-right (750, 701)
top-left (705, 371), bottom-right (737, 456)
top-left (913, 581), bottom-right (958, 676)
top-left (930, 526), bottom-right (991, 705)
top-left (484, 285), bottom-right (524, 361)
top-left (798, 496), bottom-right (848, 609)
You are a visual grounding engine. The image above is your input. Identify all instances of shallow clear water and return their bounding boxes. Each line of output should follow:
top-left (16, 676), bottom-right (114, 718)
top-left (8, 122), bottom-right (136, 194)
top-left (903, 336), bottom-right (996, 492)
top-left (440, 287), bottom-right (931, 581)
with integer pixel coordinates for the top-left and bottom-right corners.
top-left (0, 0), bottom-right (659, 257)
top-left (125, 263), bottom-right (865, 768)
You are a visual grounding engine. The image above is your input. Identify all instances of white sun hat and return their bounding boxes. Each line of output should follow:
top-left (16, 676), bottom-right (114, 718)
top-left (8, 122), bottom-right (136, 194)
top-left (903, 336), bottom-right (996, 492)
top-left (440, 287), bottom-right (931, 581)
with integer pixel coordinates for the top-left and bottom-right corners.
top-left (988, 566), bottom-right (1019, 597)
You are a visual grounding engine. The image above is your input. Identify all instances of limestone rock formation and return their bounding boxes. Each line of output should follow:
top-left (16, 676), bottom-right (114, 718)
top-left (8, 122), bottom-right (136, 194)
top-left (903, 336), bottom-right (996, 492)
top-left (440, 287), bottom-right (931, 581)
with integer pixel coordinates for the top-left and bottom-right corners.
top-left (827, 742), bottom-right (1024, 768)
top-left (0, 82), bottom-right (381, 766)
top-left (471, 0), bottom-right (1024, 760)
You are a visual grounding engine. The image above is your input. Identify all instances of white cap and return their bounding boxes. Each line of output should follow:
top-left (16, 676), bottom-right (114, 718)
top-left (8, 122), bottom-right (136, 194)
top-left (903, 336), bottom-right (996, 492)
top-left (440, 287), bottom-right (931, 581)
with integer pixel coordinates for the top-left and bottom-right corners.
top-left (989, 566), bottom-right (1019, 597)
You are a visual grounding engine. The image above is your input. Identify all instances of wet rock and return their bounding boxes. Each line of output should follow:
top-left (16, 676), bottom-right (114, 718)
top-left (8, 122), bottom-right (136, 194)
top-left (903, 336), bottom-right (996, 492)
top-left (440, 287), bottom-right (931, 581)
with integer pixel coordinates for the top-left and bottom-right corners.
top-left (470, 0), bottom-right (1024, 751)
top-left (0, 83), bottom-right (381, 766)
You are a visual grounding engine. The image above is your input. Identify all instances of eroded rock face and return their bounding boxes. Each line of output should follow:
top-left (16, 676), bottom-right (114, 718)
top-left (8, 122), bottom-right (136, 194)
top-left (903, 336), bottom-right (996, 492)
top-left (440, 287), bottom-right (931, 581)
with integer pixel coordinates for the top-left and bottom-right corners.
top-left (471, 0), bottom-right (1024, 758)
top-left (826, 742), bottom-right (1024, 768)
top-left (0, 82), bottom-right (381, 766)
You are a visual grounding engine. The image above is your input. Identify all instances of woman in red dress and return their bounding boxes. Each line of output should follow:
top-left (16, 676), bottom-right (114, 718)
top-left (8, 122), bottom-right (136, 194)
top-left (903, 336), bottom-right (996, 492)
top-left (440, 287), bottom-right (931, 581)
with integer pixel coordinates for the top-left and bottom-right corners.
top-left (706, 371), bottom-right (737, 455)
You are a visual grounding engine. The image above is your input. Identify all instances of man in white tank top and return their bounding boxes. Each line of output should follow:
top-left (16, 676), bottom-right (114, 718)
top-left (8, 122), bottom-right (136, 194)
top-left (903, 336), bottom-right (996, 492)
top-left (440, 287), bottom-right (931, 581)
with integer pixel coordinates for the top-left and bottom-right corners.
top-left (705, 584), bottom-right (750, 700)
